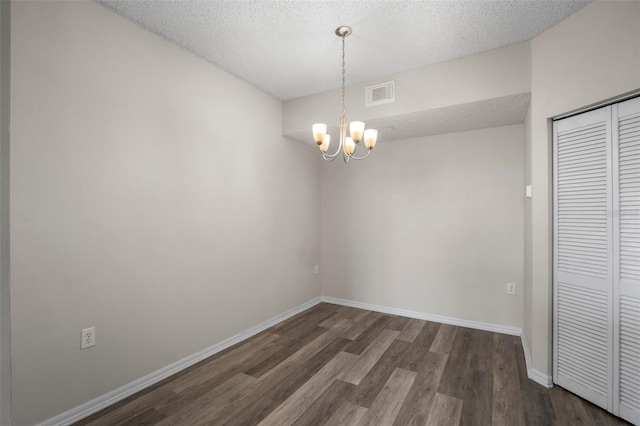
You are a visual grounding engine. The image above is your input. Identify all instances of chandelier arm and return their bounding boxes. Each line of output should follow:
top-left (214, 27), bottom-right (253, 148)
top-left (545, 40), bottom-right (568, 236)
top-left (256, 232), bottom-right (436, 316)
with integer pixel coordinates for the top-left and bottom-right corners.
top-left (349, 149), bottom-right (372, 161)
top-left (321, 153), bottom-right (339, 162)
top-left (320, 135), bottom-right (344, 158)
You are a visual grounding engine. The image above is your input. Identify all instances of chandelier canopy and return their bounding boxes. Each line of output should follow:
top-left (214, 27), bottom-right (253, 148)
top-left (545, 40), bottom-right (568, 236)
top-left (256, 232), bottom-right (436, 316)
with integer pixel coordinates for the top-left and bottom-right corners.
top-left (312, 26), bottom-right (378, 163)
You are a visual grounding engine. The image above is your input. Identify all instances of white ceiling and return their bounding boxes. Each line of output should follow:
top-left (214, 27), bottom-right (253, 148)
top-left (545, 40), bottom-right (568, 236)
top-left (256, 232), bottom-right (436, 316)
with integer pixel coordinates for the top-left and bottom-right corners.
top-left (96, 0), bottom-right (590, 101)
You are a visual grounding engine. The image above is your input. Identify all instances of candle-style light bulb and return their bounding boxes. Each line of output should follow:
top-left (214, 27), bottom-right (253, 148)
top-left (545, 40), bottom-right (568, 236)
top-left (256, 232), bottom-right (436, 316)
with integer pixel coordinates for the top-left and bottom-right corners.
top-left (364, 129), bottom-right (378, 149)
top-left (319, 134), bottom-right (331, 152)
top-left (344, 137), bottom-right (356, 155)
top-left (350, 121), bottom-right (365, 143)
top-left (312, 123), bottom-right (327, 145)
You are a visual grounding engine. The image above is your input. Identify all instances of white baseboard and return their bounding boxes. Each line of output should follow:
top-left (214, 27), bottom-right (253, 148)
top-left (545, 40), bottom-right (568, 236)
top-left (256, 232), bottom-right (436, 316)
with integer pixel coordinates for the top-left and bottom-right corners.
top-left (321, 296), bottom-right (523, 336)
top-left (520, 333), bottom-right (553, 388)
top-left (38, 297), bottom-right (322, 426)
top-left (40, 295), bottom-right (554, 425)
top-left (529, 368), bottom-right (553, 388)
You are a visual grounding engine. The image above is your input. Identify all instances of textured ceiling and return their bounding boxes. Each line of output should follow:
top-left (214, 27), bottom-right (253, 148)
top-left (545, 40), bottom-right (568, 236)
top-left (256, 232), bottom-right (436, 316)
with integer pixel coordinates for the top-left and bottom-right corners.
top-left (96, 0), bottom-right (590, 100)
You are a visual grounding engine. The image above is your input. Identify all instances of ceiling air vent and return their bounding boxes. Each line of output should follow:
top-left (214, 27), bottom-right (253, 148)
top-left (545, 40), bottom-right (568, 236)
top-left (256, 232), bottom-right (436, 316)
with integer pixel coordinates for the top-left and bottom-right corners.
top-left (365, 81), bottom-right (395, 107)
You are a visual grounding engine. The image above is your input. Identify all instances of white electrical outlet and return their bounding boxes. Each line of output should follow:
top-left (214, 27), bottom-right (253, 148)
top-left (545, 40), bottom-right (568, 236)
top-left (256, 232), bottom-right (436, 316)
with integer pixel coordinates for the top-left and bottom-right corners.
top-left (507, 283), bottom-right (516, 295)
top-left (314, 265), bottom-right (319, 274)
top-left (81, 327), bottom-right (95, 349)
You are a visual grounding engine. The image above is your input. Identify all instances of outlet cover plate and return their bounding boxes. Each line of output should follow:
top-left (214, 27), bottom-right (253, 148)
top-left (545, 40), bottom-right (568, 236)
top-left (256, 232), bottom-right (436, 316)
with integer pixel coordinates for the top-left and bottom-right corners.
top-left (81, 327), bottom-right (95, 349)
top-left (507, 283), bottom-right (516, 295)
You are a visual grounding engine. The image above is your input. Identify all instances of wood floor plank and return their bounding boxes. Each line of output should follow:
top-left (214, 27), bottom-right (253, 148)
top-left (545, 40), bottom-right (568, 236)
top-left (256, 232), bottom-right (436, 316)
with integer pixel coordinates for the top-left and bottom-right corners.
top-left (469, 329), bottom-right (494, 372)
top-left (349, 308), bottom-right (372, 322)
top-left (122, 408), bottom-right (167, 426)
top-left (356, 367), bottom-right (416, 426)
top-left (425, 393), bottom-right (463, 426)
top-left (393, 351), bottom-right (448, 426)
top-left (459, 369), bottom-right (492, 426)
top-left (243, 326), bottom-right (327, 378)
top-left (343, 315), bottom-right (394, 355)
top-left (341, 322), bottom-right (370, 341)
top-left (155, 373), bottom-right (256, 425)
top-left (79, 303), bottom-right (631, 426)
top-left (445, 327), bottom-right (474, 370)
top-left (292, 379), bottom-right (354, 426)
top-left (154, 342), bottom-right (287, 415)
top-left (339, 329), bottom-right (399, 385)
top-left (398, 321), bottom-right (442, 373)
top-left (211, 328), bottom-right (354, 424)
top-left (548, 386), bottom-right (623, 425)
top-left (334, 305), bottom-right (370, 321)
top-left (220, 396), bottom-right (276, 426)
top-left (341, 312), bottom-right (382, 341)
top-left (318, 312), bottom-right (345, 328)
top-left (167, 333), bottom-right (282, 392)
top-left (515, 338), bottom-right (554, 425)
top-left (492, 333), bottom-right (525, 426)
top-left (260, 336), bottom-right (353, 409)
top-left (270, 304), bottom-right (336, 335)
top-left (348, 340), bottom-right (412, 408)
top-left (257, 352), bottom-right (357, 425)
top-left (437, 327), bottom-right (493, 426)
top-left (397, 318), bottom-right (426, 343)
top-left (185, 374), bottom-right (275, 425)
top-left (161, 325), bottom-right (346, 425)
top-left (549, 386), bottom-right (594, 425)
top-left (80, 388), bottom-right (177, 426)
top-left (437, 334), bottom-right (474, 398)
top-left (429, 324), bottom-right (457, 354)
top-left (326, 401), bottom-right (368, 425)
top-left (254, 319), bottom-right (352, 383)
top-left (387, 314), bottom-right (411, 331)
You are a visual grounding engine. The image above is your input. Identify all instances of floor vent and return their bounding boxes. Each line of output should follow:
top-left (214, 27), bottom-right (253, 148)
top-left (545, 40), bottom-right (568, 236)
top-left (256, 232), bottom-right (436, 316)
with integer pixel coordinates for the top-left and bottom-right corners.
top-left (366, 81), bottom-right (395, 107)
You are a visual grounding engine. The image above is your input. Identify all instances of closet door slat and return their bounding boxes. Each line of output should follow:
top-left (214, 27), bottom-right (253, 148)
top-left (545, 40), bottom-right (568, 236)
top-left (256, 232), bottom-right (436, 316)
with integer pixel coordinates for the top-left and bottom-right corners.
top-left (615, 98), bottom-right (640, 425)
top-left (554, 98), bottom-right (640, 425)
top-left (553, 106), bottom-right (613, 412)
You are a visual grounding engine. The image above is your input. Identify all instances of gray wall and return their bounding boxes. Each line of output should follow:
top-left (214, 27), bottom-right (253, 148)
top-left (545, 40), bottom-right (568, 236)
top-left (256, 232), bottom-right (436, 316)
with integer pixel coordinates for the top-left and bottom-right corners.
top-left (7, 0), bottom-right (640, 424)
top-left (526, 0), bottom-right (640, 376)
top-left (321, 125), bottom-right (525, 328)
top-left (10, 2), bottom-right (320, 424)
top-left (523, 103), bottom-right (533, 357)
top-left (0, 1), bottom-right (11, 424)
top-left (283, 42), bottom-right (531, 136)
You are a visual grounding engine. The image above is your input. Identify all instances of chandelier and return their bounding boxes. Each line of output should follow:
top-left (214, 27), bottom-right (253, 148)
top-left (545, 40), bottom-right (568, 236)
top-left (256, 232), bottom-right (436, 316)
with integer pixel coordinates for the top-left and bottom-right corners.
top-left (312, 26), bottom-right (378, 163)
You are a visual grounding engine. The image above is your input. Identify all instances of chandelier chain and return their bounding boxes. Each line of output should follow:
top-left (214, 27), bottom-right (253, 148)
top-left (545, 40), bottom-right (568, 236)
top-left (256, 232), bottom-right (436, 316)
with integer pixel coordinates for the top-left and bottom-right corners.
top-left (341, 34), bottom-right (346, 117)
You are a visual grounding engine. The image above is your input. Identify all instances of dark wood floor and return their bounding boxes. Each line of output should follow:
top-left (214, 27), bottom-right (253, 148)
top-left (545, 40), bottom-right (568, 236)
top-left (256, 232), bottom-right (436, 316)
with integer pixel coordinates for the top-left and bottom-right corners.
top-left (77, 303), bottom-right (630, 425)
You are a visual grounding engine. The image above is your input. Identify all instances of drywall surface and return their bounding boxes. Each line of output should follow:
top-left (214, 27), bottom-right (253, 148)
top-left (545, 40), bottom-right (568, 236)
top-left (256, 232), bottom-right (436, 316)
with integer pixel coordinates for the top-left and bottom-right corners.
top-left (283, 42), bottom-right (531, 136)
top-left (10, 2), bottom-right (320, 424)
top-left (523, 103), bottom-right (533, 362)
top-left (528, 0), bottom-right (640, 376)
top-left (321, 125), bottom-right (525, 329)
top-left (0, 1), bottom-right (11, 425)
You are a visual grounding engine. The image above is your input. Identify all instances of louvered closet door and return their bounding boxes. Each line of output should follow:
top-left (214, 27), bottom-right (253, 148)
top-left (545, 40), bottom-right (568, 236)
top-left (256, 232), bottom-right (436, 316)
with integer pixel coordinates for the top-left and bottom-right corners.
top-left (553, 106), bottom-right (613, 411)
top-left (614, 97), bottom-right (640, 425)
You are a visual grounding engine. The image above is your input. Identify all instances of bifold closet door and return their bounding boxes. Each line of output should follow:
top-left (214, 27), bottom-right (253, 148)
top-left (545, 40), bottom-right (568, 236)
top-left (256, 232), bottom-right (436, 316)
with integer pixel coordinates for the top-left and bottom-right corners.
top-left (553, 106), bottom-right (613, 411)
top-left (554, 98), bottom-right (640, 425)
top-left (614, 97), bottom-right (640, 425)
